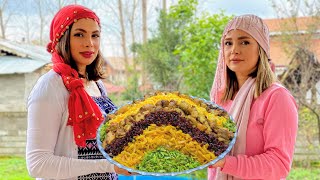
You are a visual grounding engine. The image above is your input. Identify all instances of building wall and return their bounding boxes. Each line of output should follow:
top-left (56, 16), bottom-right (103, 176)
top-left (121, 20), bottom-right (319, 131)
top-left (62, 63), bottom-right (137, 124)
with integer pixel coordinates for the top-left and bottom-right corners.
top-left (0, 112), bottom-right (27, 155)
top-left (0, 74), bottom-right (26, 112)
top-left (0, 69), bottom-right (45, 155)
top-left (269, 35), bottom-right (320, 66)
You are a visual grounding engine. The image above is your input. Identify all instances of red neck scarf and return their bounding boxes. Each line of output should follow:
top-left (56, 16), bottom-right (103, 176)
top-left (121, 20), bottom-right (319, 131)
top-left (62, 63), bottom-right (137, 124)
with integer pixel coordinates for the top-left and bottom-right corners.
top-left (47, 5), bottom-right (103, 147)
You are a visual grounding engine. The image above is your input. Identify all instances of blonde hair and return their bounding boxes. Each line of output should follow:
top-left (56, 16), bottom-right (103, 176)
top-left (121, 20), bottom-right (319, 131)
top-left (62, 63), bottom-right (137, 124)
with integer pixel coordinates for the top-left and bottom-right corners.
top-left (222, 46), bottom-right (277, 101)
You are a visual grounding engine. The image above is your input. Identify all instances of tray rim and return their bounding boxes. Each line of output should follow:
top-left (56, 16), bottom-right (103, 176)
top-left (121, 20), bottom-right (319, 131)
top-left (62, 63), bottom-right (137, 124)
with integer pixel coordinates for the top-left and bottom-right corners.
top-left (97, 96), bottom-right (237, 176)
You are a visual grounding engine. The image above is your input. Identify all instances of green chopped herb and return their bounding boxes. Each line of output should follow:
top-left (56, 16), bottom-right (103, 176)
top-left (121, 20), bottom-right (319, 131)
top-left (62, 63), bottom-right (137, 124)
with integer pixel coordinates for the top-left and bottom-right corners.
top-left (99, 122), bottom-right (109, 142)
top-left (223, 118), bottom-right (236, 132)
top-left (136, 147), bottom-right (201, 173)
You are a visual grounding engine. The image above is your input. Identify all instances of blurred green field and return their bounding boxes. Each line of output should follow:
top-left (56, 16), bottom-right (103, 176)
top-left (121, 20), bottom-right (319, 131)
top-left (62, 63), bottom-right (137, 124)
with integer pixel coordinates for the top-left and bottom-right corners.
top-left (0, 156), bottom-right (33, 180)
top-left (0, 156), bottom-right (319, 180)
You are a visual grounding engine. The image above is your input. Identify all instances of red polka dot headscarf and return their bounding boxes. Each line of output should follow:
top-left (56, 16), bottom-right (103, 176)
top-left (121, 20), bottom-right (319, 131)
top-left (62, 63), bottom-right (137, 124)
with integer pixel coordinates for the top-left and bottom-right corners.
top-left (47, 5), bottom-right (100, 55)
top-left (47, 5), bottom-right (103, 147)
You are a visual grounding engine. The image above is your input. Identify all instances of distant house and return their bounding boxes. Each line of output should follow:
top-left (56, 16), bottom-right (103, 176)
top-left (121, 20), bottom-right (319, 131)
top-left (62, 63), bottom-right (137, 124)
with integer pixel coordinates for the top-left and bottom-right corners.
top-left (0, 39), bottom-right (51, 155)
top-left (104, 56), bottom-right (138, 83)
top-left (104, 56), bottom-right (154, 94)
top-left (103, 82), bottom-right (126, 95)
top-left (264, 17), bottom-right (320, 103)
top-left (264, 17), bottom-right (320, 76)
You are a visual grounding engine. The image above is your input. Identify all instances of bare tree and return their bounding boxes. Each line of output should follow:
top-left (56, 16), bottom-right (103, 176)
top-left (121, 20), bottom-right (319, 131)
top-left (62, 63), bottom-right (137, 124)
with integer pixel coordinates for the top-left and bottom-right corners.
top-left (140, 0), bottom-right (148, 87)
top-left (0, 0), bottom-right (11, 39)
top-left (24, 16), bottom-right (32, 43)
top-left (118, 0), bottom-right (129, 80)
top-left (125, 0), bottom-right (139, 71)
top-left (142, 0), bottom-right (147, 43)
top-left (272, 0), bottom-right (320, 143)
top-left (58, 0), bottom-right (63, 9)
top-left (162, 0), bottom-right (166, 13)
top-left (280, 48), bottom-right (320, 141)
top-left (272, 0), bottom-right (320, 17)
top-left (34, 0), bottom-right (45, 45)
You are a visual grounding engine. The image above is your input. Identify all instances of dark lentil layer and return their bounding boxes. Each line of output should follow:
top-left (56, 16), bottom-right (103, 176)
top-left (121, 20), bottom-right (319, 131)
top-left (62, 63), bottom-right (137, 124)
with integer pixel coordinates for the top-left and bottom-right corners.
top-left (105, 111), bottom-right (228, 157)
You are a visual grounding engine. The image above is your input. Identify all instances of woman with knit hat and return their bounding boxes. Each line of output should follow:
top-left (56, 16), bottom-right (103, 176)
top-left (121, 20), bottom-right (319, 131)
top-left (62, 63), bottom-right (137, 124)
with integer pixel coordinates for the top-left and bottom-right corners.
top-left (26, 5), bottom-right (131, 179)
top-left (208, 15), bottom-right (298, 179)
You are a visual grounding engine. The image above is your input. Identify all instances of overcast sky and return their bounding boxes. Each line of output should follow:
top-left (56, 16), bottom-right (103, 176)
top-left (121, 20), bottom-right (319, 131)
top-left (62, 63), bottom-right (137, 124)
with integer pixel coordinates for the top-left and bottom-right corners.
top-left (201, 0), bottom-right (276, 19)
top-left (3, 0), bottom-right (296, 57)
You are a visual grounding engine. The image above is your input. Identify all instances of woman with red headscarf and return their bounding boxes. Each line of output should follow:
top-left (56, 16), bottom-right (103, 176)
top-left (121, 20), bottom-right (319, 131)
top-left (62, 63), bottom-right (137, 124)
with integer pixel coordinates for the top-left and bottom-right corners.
top-left (26, 5), bottom-right (131, 179)
top-left (208, 15), bottom-right (298, 179)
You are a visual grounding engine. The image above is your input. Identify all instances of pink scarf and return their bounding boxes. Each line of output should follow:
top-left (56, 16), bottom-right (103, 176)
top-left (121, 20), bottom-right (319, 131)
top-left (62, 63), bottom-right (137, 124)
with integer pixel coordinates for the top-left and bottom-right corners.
top-left (208, 77), bottom-right (256, 180)
top-left (208, 15), bottom-right (273, 179)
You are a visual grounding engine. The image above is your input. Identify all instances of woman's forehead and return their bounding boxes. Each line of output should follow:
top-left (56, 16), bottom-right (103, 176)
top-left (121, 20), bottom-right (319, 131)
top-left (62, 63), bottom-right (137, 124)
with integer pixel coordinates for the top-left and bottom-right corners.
top-left (71, 18), bottom-right (100, 32)
top-left (224, 29), bottom-right (254, 40)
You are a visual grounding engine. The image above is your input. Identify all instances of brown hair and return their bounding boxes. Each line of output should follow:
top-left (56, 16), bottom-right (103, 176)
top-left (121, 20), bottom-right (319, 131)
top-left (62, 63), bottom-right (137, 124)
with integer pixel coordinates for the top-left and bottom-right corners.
top-left (55, 24), bottom-right (106, 81)
top-left (222, 46), bottom-right (277, 101)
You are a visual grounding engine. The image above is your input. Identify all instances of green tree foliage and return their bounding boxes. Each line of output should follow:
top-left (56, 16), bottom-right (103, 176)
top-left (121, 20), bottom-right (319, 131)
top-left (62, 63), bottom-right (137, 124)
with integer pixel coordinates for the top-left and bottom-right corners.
top-left (175, 12), bottom-right (231, 99)
top-left (135, 0), bottom-right (197, 90)
top-left (121, 71), bottom-right (142, 101)
top-left (135, 0), bottom-right (231, 99)
top-left (299, 107), bottom-right (319, 148)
